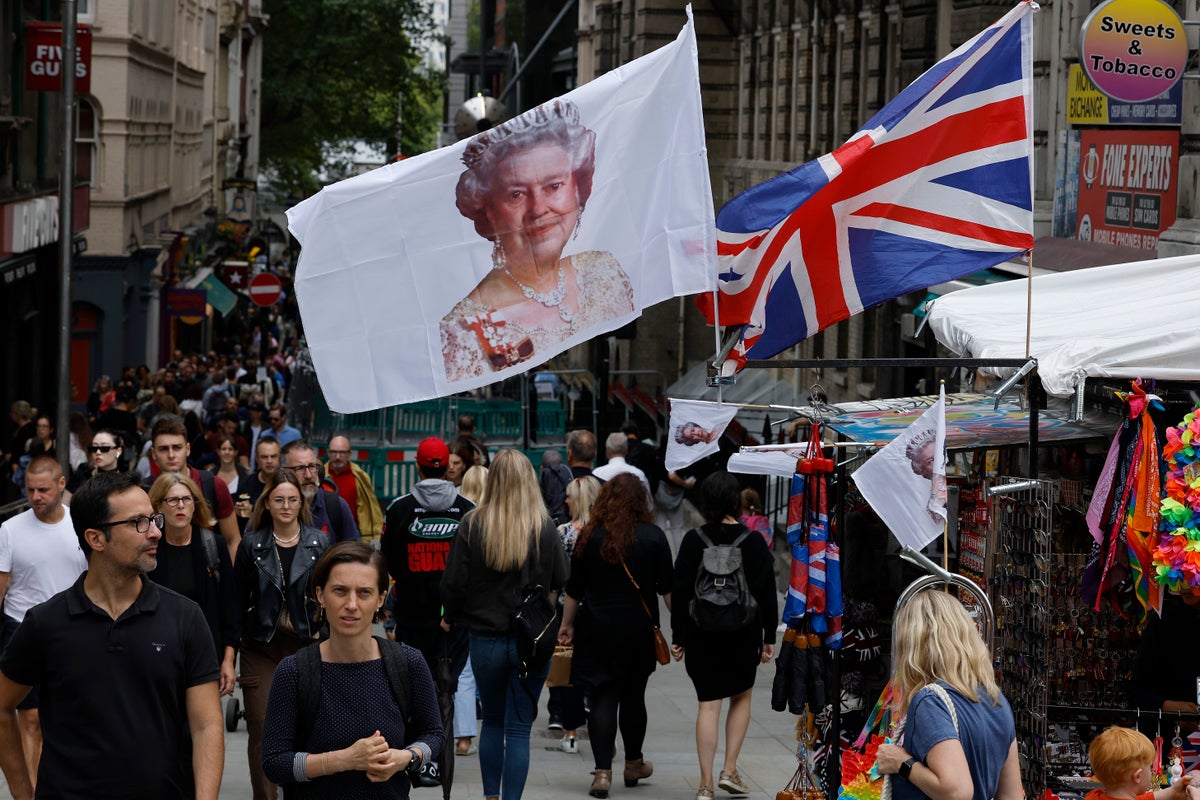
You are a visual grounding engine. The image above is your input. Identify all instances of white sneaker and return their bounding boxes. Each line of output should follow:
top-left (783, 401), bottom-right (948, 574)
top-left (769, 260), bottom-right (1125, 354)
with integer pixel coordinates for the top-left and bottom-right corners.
top-left (560, 735), bottom-right (579, 754)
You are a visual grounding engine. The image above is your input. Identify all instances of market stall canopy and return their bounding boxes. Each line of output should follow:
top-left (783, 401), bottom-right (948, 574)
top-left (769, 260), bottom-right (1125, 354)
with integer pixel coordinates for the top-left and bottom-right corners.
top-left (728, 393), bottom-right (1116, 477)
top-left (926, 254), bottom-right (1200, 397)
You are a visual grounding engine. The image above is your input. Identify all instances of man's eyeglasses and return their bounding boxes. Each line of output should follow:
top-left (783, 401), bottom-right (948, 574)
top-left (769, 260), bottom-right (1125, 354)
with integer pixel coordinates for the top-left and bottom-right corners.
top-left (162, 496), bottom-right (194, 508)
top-left (88, 445), bottom-right (117, 454)
top-left (98, 513), bottom-right (165, 534)
top-left (285, 463), bottom-right (320, 474)
top-left (270, 496), bottom-right (303, 507)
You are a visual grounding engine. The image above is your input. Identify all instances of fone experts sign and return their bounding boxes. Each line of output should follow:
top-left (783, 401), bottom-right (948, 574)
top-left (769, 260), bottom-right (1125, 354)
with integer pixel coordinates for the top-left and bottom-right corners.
top-left (1080, 0), bottom-right (1187, 103)
top-left (2, 196), bottom-right (60, 255)
top-left (24, 23), bottom-right (92, 93)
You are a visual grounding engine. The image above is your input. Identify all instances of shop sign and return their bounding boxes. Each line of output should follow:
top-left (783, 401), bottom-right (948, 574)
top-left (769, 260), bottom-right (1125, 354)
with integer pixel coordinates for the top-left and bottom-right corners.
top-left (165, 288), bottom-right (207, 324)
top-left (1076, 128), bottom-right (1178, 251)
top-left (1080, 0), bottom-right (1187, 103)
top-left (24, 23), bottom-right (92, 93)
top-left (1066, 64), bottom-right (1181, 125)
top-left (1, 195), bottom-right (59, 256)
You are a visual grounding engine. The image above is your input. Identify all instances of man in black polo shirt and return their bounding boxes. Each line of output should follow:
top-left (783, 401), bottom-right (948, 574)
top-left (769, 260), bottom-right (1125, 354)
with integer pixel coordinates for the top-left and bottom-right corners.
top-left (0, 470), bottom-right (223, 799)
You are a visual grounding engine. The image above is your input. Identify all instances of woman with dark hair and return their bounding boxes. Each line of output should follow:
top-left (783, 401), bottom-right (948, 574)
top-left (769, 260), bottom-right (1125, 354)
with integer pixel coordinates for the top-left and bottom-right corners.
top-left (262, 541), bottom-right (445, 799)
top-left (440, 449), bottom-right (569, 800)
top-left (439, 99), bottom-right (634, 381)
top-left (671, 471), bottom-right (778, 800)
top-left (558, 473), bottom-right (672, 798)
top-left (66, 429), bottom-right (133, 493)
top-left (235, 472), bottom-right (332, 800)
top-left (147, 472), bottom-right (240, 696)
top-left (211, 434), bottom-right (249, 495)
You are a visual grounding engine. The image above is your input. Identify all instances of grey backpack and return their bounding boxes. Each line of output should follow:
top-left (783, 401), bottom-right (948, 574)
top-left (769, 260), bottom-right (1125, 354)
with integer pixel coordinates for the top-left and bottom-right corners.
top-left (689, 527), bottom-right (759, 633)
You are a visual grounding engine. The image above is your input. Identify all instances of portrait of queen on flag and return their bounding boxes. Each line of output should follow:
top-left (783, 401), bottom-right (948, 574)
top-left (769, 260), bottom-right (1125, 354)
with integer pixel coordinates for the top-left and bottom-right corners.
top-left (287, 8), bottom-right (715, 413)
top-left (697, 1), bottom-right (1035, 369)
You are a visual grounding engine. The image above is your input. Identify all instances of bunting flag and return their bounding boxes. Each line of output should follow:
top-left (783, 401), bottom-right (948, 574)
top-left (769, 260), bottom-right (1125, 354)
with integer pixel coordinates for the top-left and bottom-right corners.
top-left (288, 8), bottom-right (715, 411)
top-left (852, 387), bottom-right (948, 551)
top-left (697, 3), bottom-right (1034, 370)
top-left (665, 398), bottom-right (739, 471)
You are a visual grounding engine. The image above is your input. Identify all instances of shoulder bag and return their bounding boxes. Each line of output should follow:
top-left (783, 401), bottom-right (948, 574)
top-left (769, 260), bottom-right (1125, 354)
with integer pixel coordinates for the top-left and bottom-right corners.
top-left (511, 535), bottom-right (560, 678)
top-left (620, 558), bottom-right (671, 665)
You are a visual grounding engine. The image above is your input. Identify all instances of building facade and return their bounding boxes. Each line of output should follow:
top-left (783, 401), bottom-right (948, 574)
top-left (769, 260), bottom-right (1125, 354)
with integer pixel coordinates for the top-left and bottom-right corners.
top-left (574, 0), bottom-right (1199, 408)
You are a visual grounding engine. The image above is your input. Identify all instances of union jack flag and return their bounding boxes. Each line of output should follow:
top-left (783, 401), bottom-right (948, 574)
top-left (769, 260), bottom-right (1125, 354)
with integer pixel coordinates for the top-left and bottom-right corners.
top-left (697, 2), bottom-right (1035, 366)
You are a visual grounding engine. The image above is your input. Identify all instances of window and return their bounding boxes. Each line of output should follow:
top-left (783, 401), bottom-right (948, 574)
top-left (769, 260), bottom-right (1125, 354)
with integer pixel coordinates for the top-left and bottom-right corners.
top-left (78, 0), bottom-right (95, 23)
top-left (76, 99), bottom-right (98, 187)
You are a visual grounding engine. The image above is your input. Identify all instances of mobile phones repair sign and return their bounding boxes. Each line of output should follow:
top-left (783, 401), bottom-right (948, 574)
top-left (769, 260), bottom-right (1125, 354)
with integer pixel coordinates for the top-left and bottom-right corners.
top-left (1076, 128), bottom-right (1178, 251)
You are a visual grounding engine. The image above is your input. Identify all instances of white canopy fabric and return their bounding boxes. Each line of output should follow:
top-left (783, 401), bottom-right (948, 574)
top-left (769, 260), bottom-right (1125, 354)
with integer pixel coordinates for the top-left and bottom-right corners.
top-left (926, 253), bottom-right (1200, 396)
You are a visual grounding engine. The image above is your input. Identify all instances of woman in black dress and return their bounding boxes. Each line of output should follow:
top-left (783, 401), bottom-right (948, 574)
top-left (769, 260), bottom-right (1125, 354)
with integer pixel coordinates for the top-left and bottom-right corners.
top-left (559, 473), bottom-right (673, 798)
top-left (671, 471), bottom-right (778, 800)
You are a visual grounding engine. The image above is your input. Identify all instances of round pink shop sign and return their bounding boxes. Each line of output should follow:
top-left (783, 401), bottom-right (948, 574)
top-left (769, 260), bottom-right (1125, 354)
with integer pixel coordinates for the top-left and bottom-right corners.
top-left (1080, 0), bottom-right (1187, 103)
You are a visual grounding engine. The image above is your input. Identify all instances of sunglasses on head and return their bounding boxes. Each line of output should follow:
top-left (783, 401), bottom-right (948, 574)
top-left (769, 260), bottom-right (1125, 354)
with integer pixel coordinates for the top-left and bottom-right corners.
top-left (88, 445), bottom-right (117, 453)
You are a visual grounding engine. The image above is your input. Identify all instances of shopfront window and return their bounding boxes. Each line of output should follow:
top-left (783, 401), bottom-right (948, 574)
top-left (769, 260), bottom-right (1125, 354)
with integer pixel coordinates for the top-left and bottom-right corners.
top-left (76, 98), bottom-right (97, 187)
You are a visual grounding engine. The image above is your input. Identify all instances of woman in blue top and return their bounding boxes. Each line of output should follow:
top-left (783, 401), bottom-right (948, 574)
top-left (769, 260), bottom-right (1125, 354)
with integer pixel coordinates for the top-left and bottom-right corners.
top-left (876, 591), bottom-right (1024, 800)
top-left (262, 541), bottom-right (444, 798)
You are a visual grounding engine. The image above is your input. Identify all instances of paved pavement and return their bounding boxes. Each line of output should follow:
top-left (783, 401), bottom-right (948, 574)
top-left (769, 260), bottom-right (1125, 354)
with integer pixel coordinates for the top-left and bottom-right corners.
top-left (0, 611), bottom-right (803, 799)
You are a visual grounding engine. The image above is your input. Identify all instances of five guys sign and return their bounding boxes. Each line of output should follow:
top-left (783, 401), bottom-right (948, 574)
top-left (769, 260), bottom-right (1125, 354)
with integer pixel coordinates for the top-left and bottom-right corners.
top-left (24, 23), bottom-right (91, 93)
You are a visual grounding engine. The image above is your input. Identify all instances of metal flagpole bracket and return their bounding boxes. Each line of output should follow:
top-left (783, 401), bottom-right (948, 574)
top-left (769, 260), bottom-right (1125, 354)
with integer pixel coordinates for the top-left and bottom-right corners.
top-left (706, 327), bottom-right (744, 387)
top-left (989, 358), bottom-right (1037, 410)
top-left (895, 546), bottom-right (995, 651)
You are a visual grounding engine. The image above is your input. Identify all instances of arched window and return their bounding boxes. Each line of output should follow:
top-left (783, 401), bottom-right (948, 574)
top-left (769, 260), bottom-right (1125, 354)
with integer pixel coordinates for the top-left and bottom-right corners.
top-left (77, 98), bottom-right (98, 187)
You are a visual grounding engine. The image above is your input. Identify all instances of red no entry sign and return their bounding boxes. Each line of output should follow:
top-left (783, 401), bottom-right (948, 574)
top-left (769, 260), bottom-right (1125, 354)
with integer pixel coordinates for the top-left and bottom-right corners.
top-left (248, 272), bottom-right (282, 307)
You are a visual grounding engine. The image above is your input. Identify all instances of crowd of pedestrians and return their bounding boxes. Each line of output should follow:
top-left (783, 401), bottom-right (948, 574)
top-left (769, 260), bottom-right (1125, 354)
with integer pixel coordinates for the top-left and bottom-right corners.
top-left (0, 350), bottom-right (796, 800)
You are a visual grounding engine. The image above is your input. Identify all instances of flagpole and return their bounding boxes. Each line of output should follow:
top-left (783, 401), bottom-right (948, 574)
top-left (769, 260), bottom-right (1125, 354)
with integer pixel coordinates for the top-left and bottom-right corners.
top-left (711, 286), bottom-right (724, 404)
top-left (1025, 250), bottom-right (1033, 359)
top-left (939, 380), bottom-right (949, 583)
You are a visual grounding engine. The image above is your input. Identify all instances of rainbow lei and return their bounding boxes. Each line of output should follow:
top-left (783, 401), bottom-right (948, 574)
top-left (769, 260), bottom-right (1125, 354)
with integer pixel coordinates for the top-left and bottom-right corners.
top-left (1151, 407), bottom-right (1200, 595)
top-left (838, 734), bottom-right (887, 800)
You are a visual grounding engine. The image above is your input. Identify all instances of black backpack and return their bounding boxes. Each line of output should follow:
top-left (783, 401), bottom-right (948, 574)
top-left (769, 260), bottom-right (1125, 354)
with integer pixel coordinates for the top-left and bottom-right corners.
top-left (689, 527), bottom-right (759, 633)
top-left (538, 463), bottom-right (574, 525)
top-left (294, 636), bottom-right (412, 746)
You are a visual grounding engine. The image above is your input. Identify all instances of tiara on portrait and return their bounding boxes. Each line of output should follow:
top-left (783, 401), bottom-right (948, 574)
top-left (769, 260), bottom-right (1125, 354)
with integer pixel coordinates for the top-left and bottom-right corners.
top-left (461, 100), bottom-right (581, 169)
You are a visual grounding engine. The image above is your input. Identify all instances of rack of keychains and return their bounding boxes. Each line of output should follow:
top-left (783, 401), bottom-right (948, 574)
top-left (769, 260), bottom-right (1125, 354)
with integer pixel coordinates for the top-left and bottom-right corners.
top-left (991, 477), bottom-right (1146, 794)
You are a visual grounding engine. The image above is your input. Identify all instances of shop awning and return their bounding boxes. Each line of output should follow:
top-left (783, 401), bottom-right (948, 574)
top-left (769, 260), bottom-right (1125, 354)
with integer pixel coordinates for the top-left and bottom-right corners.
top-left (822, 393), bottom-right (1116, 448)
top-left (728, 393), bottom-right (1116, 476)
top-left (182, 267), bottom-right (239, 317)
top-left (927, 254), bottom-right (1200, 396)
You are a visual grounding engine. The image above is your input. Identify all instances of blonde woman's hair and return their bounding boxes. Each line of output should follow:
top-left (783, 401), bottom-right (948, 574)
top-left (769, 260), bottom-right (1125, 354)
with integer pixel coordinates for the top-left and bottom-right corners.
top-left (149, 472), bottom-right (216, 529)
top-left (459, 465), bottom-right (488, 505)
top-left (892, 590), bottom-right (999, 714)
top-left (471, 450), bottom-right (548, 572)
top-left (566, 475), bottom-right (601, 527)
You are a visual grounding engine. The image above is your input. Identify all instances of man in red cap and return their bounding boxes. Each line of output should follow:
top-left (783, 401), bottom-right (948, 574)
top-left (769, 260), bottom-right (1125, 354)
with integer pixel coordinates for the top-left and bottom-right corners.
top-left (381, 437), bottom-right (475, 787)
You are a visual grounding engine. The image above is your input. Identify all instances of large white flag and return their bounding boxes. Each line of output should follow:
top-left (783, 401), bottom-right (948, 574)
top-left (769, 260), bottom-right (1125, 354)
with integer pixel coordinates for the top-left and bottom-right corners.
top-left (288, 9), bottom-right (715, 412)
top-left (852, 386), bottom-right (948, 550)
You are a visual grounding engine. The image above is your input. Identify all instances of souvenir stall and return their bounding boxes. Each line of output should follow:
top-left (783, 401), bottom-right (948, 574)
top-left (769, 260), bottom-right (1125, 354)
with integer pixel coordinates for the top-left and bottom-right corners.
top-left (920, 255), bottom-right (1200, 795)
top-left (725, 388), bottom-right (1122, 797)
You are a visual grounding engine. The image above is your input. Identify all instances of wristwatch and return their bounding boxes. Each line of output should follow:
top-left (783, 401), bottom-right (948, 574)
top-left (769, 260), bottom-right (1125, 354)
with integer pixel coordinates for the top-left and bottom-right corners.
top-left (406, 747), bottom-right (423, 774)
top-left (899, 757), bottom-right (918, 780)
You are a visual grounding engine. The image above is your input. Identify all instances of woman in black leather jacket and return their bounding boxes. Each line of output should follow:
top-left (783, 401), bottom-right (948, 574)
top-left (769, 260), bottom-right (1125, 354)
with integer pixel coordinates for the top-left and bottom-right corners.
top-left (235, 471), bottom-right (331, 800)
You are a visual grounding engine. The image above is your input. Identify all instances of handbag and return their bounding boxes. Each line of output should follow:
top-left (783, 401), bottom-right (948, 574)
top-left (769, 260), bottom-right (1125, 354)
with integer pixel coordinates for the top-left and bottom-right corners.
top-left (620, 558), bottom-right (671, 666)
top-left (511, 539), bottom-right (560, 679)
top-left (778, 756), bottom-right (824, 800)
top-left (654, 480), bottom-right (685, 511)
